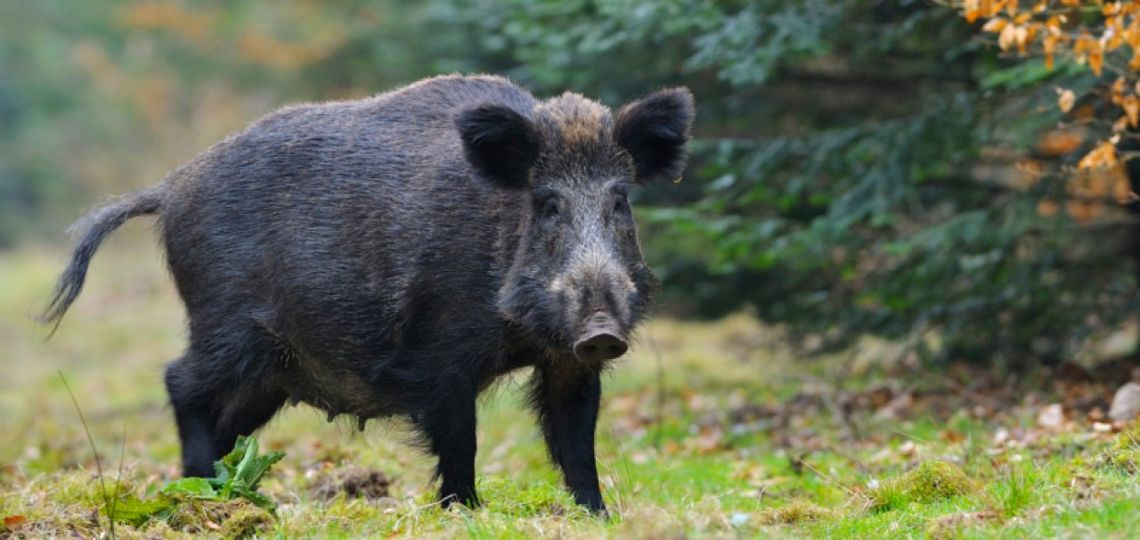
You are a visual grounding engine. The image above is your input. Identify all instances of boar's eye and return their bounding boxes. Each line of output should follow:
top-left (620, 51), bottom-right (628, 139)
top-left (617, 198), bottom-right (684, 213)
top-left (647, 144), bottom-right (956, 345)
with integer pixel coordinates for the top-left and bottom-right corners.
top-left (543, 198), bottom-right (560, 219)
top-left (613, 196), bottom-right (629, 215)
top-left (534, 189), bottom-right (561, 221)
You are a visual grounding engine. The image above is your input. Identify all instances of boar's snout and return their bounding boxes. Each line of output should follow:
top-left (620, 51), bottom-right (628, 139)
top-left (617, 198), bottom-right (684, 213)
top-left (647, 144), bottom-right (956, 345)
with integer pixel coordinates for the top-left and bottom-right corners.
top-left (574, 331), bottom-right (628, 362)
top-left (574, 313), bottom-right (629, 362)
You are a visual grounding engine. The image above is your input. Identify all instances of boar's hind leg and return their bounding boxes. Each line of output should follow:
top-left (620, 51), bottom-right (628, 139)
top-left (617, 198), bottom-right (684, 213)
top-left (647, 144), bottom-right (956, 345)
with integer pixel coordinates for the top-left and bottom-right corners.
top-left (416, 379), bottom-right (479, 508)
top-left (531, 368), bottom-right (606, 513)
top-left (164, 347), bottom-right (286, 478)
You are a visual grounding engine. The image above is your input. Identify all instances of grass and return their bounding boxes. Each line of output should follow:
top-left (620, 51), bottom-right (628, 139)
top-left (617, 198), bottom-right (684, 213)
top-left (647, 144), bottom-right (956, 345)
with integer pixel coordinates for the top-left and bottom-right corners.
top-left (2, 234), bottom-right (1140, 538)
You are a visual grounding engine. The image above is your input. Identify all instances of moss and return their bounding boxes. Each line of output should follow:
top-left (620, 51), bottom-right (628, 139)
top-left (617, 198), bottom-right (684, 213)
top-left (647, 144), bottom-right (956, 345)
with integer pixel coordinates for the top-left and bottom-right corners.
top-left (1098, 422), bottom-right (1140, 473)
top-left (42, 470), bottom-right (112, 506)
top-left (2, 515), bottom-right (101, 539)
top-left (1115, 421), bottom-right (1140, 451)
top-left (1100, 447), bottom-right (1140, 473)
top-left (221, 503), bottom-right (274, 539)
top-left (870, 461), bottom-right (978, 512)
top-left (164, 498), bottom-right (271, 536)
top-left (133, 520), bottom-right (182, 539)
top-left (473, 477), bottom-right (583, 518)
top-left (758, 499), bottom-right (833, 524)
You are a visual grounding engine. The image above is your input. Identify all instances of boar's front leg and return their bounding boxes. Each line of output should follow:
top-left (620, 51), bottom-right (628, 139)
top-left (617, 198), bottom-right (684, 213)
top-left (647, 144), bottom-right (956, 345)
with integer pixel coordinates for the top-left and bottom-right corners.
top-left (531, 367), bottom-right (606, 513)
top-left (417, 377), bottom-right (479, 508)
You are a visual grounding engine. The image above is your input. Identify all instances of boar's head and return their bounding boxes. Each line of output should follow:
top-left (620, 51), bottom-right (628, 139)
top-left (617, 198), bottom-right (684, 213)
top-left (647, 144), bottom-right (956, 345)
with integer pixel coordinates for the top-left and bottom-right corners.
top-left (456, 88), bottom-right (694, 364)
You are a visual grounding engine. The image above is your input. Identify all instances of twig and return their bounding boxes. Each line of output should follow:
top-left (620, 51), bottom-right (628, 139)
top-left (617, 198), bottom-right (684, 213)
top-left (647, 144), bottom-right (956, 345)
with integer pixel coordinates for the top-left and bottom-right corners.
top-left (945, 377), bottom-right (1007, 411)
top-left (392, 497), bottom-right (449, 536)
top-left (891, 427), bottom-right (933, 444)
top-left (59, 371), bottom-right (115, 539)
top-left (796, 456), bottom-right (859, 498)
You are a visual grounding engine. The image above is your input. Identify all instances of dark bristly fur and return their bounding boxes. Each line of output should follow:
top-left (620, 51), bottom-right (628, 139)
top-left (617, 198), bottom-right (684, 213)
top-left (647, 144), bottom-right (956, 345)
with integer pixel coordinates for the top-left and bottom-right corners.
top-left (41, 185), bottom-right (163, 333)
top-left (42, 74), bottom-right (694, 513)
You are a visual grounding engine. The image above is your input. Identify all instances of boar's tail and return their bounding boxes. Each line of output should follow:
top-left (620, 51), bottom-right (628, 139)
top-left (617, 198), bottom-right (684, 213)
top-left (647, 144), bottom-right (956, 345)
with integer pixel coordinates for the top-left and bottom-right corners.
top-left (40, 184), bottom-right (165, 333)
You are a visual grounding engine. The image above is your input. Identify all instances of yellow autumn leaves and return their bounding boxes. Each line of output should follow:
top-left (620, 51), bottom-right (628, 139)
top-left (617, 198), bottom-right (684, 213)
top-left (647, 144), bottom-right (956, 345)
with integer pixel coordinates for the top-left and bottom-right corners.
top-left (963, 0), bottom-right (1140, 132)
top-left (971, 0), bottom-right (1140, 76)
top-left (958, 0), bottom-right (1140, 218)
top-left (964, 1), bottom-right (1140, 165)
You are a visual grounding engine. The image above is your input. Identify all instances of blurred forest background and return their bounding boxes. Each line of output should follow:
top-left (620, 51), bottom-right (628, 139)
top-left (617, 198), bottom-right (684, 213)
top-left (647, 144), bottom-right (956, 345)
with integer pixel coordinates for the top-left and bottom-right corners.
top-left (3, 0), bottom-right (1139, 369)
top-left (7, 1), bottom-right (1140, 537)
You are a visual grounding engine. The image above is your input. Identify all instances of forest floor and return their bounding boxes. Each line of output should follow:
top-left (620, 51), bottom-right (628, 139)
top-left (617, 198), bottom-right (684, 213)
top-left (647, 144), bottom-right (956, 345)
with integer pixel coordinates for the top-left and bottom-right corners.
top-left (2, 234), bottom-right (1140, 539)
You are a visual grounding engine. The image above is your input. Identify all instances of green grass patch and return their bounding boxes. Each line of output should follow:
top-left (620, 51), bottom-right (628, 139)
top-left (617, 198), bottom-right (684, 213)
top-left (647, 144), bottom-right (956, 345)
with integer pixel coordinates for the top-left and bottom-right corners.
top-left (3, 245), bottom-right (1140, 538)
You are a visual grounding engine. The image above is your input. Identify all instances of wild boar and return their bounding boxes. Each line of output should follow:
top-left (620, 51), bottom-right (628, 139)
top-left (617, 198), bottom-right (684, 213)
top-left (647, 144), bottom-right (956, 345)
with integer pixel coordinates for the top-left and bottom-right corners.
top-left (43, 74), bottom-right (694, 512)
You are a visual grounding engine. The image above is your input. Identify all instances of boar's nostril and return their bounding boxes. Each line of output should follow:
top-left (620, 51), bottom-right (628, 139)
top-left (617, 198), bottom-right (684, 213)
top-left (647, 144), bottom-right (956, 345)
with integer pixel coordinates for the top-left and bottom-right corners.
top-left (574, 332), bottom-right (629, 362)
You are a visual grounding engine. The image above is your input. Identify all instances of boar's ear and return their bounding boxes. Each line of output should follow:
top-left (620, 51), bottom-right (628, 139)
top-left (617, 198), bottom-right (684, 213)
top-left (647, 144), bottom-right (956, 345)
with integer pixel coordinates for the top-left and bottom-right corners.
top-left (456, 104), bottom-right (540, 189)
top-left (613, 88), bottom-right (694, 184)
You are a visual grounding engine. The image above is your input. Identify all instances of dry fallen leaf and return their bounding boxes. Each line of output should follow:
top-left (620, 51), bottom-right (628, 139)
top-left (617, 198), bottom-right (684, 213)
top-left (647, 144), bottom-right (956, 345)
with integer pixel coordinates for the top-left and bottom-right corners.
top-left (1037, 403), bottom-right (1065, 431)
top-left (993, 428), bottom-right (1011, 447)
top-left (941, 430), bottom-right (967, 444)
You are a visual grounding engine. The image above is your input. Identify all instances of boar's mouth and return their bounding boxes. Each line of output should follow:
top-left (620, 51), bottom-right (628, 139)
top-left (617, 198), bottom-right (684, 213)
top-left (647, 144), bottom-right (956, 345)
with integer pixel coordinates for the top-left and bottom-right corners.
top-left (572, 312), bottom-right (629, 362)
